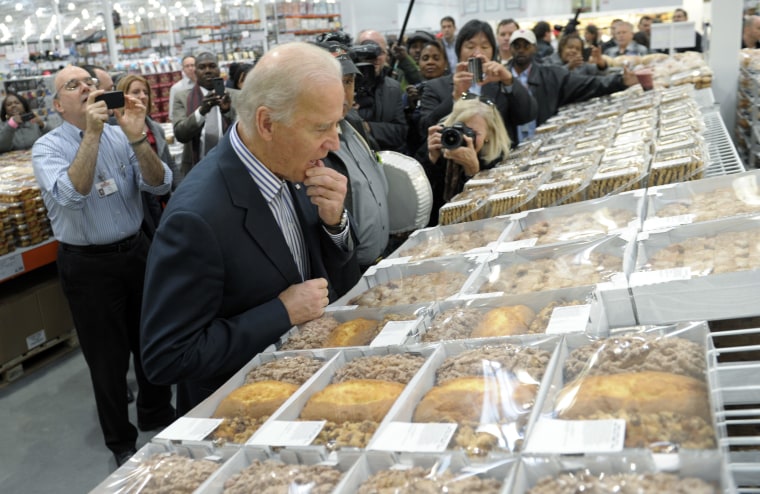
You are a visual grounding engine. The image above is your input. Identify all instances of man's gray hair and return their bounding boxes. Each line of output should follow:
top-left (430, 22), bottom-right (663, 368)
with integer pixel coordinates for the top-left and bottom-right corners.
top-left (237, 42), bottom-right (341, 135)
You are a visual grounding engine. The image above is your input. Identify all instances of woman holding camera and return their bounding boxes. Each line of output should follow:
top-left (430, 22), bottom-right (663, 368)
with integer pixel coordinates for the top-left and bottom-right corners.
top-left (418, 19), bottom-right (536, 149)
top-left (546, 33), bottom-right (608, 75)
top-left (0, 93), bottom-right (50, 153)
top-left (418, 95), bottom-right (511, 225)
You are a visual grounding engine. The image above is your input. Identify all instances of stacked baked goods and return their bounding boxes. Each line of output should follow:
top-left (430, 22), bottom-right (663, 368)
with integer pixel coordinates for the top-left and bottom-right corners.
top-left (210, 356), bottom-right (325, 443)
top-left (280, 313), bottom-right (418, 350)
top-left (399, 225), bottom-right (505, 261)
top-left (553, 334), bottom-right (716, 451)
top-left (526, 471), bottom-right (718, 494)
top-left (412, 344), bottom-right (552, 455)
top-left (651, 183), bottom-right (760, 223)
top-left (300, 353), bottom-right (426, 450)
top-left (123, 453), bottom-right (220, 493)
top-left (223, 459), bottom-right (343, 494)
top-left (356, 466), bottom-right (502, 493)
top-left (421, 299), bottom-right (585, 342)
top-left (348, 271), bottom-right (469, 307)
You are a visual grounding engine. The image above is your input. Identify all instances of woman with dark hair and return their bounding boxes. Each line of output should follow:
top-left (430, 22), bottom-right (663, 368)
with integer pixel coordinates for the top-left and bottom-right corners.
top-left (117, 74), bottom-right (181, 236)
top-left (547, 33), bottom-right (608, 75)
top-left (0, 93), bottom-right (50, 153)
top-left (405, 40), bottom-right (449, 154)
top-left (418, 19), bottom-right (536, 149)
top-left (234, 63), bottom-right (253, 89)
top-left (585, 24), bottom-right (600, 47)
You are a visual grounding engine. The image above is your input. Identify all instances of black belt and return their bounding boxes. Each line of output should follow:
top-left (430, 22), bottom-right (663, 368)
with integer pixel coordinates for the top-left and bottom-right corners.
top-left (60, 231), bottom-right (142, 254)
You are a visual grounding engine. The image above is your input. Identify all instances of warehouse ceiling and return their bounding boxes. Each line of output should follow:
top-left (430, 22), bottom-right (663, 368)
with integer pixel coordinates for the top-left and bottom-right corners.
top-left (0, 0), bottom-right (255, 46)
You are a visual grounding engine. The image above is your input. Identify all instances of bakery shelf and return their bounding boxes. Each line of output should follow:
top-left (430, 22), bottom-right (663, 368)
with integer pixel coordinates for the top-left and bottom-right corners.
top-left (703, 112), bottom-right (746, 176)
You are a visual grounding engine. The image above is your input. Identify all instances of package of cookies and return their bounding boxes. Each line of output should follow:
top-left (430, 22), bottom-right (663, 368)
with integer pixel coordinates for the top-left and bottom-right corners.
top-left (649, 142), bottom-right (707, 186)
top-left (529, 322), bottom-right (717, 454)
top-left (340, 452), bottom-right (513, 493)
top-left (90, 442), bottom-right (236, 493)
top-left (588, 156), bottom-right (649, 199)
top-left (512, 453), bottom-right (728, 494)
top-left (504, 193), bottom-right (641, 248)
top-left (391, 216), bottom-right (511, 261)
top-left (438, 181), bottom-right (495, 225)
top-left (644, 170), bottom-right (760, 229)
top-left (202, 449), bottom-right (353, 493)
top-left (468, 235), bottom-right (630, 297)
top-left (338, 257), bottom-right (478, 309)
top-left (370, 338), bottom-right (558, 456)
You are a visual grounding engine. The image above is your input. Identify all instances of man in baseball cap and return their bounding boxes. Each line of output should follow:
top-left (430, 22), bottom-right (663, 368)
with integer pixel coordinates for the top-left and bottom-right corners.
top-left (317, 39), bottom-right (390, 278)
top-left (505, 25), bottom-right (637, 143)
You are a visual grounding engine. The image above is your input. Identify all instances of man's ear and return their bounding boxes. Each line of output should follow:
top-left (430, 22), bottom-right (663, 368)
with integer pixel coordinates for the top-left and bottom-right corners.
top-left (256, 106), bottom-right (274, 141)
top-left (52, 98), bottom-right (63, 115)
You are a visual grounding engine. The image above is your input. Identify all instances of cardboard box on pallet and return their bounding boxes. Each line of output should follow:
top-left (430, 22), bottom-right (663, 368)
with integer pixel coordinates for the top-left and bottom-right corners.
top-left (0, 268), bottom-right (74, 367)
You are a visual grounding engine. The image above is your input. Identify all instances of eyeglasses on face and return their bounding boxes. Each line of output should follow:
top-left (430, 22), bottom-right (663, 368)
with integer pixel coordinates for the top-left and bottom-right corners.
top-left (460, 92), bottom-right (495, 106)
top-left (58, 77), bottom-right (100, 93)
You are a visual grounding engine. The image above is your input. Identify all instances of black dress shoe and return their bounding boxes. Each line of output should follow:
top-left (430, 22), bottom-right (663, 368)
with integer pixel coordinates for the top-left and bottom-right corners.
top-left (127, 388), bottom-right (135, 403)
top-left (114, 448), bottom-right (137, 467)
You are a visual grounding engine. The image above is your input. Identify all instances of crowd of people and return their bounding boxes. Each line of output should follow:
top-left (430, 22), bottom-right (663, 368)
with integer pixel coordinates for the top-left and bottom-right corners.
top-left (7, 7), bottom-right (730, 469)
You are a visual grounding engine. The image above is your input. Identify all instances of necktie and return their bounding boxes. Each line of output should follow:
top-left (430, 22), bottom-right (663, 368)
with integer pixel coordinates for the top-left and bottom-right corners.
top-left (204, 105), bottom-right (221, 157)
top-left (272, 183), bottom-right (309, 280)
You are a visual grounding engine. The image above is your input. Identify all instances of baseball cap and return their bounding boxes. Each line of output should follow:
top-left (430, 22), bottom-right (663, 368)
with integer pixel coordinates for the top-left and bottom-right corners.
top-left (406, 30), bottom-right (436, 47)
top-left (336, 54), bottom-right (361, 77)
top-left (510, 29), bottom-right (537, 46)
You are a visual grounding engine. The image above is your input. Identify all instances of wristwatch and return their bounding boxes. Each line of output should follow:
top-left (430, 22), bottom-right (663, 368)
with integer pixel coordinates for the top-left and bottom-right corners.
top-left (324, 209), bottom-right (348, 234)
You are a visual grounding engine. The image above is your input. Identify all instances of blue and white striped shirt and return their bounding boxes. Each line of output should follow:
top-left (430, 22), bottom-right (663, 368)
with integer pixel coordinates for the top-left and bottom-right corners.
top-left (32, 121), bottom-right (172, 245)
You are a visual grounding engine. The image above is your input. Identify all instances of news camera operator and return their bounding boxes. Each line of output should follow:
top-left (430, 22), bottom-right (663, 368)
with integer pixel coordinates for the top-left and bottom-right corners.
top-left (417, 94), bottom-right (511, 226)
top-left (354, 30), bottom-right (408, 153)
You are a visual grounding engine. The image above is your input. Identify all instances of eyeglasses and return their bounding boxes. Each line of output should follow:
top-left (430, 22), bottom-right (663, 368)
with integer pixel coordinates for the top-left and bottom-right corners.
top-left (58, 77), bottom-right (100, 93)
top-left (460, 92), bottom-right (495, 106)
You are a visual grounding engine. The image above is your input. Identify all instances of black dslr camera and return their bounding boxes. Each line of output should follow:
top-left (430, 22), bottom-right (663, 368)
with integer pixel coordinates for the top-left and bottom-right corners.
top-left (440, 122), bottom-right (475, 150)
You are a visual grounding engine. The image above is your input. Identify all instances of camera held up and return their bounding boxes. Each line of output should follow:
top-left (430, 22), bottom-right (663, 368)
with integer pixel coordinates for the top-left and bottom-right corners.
top-left (441, 122), bottom-right (476, 150)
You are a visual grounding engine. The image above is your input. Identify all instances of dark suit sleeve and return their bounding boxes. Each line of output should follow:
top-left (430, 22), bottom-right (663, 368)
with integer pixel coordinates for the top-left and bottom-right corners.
top-left (419, 77), bottom-right (453, 136)
top-left (558, 68), bottom-right (627, 107)
top-left (172, 90), bottom-right (204, 144)
top-left (368, 79), bottom-right (408, 151)
top-left (140, 209), bottom-right (294, 385)
top-left (501, 81), bottom-right (537, 127)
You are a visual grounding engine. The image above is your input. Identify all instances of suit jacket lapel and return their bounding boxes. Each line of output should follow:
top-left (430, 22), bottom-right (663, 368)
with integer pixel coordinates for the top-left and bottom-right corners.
top-left (217, 137), bottom-right (303, 284)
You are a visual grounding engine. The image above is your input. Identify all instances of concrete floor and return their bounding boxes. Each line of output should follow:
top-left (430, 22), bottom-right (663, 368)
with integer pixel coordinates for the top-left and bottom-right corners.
top-left (0, 348), bottom-right (158, 493)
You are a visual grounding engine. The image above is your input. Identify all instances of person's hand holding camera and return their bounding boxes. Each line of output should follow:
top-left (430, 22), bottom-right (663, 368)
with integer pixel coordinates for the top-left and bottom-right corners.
top-left (451, 60), bottom-right (476, 100)
top-left (590, 46), bottom-right (607, 70)
top-left (427, 124), bottom-right (443, 163)
top-left (443, 133), bottom-right (479, 177)
top-left (218, 92), bottom-right (232, 113)
top-left (565, 52), bottom-right (585, 70)
top-left (199, 92), bottom-right (220, 116)
top-left (481, 59), bottom-right (513, 86)
top-left (405, 84), bottom-right (420, 110)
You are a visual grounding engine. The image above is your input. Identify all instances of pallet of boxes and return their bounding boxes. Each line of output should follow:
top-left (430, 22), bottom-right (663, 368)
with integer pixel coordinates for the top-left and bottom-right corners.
top-left (0, 150), bottom-right (77, 387)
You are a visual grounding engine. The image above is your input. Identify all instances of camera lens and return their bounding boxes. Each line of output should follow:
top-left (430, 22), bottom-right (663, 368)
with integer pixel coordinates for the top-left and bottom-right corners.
top-left (441, 128), bottom-right (463, 149)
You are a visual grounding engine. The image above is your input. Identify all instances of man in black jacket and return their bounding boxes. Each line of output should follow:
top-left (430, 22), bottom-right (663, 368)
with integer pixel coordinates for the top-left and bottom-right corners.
top-left (506, 28), bottom-right (638, 143)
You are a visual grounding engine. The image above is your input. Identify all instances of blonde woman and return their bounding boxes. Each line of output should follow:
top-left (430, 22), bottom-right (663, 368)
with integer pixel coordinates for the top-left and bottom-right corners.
top-left (419, 94), bottom-right (511, 225)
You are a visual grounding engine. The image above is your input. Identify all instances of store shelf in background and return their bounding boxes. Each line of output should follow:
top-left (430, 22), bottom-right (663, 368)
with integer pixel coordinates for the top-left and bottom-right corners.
top-left (0, 239), bottom-right (57, 283)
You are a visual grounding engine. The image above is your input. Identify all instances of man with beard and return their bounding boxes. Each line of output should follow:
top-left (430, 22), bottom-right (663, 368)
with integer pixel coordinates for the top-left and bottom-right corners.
top-left (506, 29), bottom-right (637, 143)
top-left (172, 51), bottom-right (237, 175)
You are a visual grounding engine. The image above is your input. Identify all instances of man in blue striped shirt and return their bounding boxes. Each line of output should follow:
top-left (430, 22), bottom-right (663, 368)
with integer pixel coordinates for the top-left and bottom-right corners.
top-left (140, 42), bottom-right (359, 414)
top-left (32, 64), bottom-right (176, 467)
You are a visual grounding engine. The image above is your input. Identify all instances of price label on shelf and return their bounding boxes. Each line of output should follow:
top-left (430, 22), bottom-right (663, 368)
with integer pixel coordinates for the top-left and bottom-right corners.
top-left (370, 422), bottom-right (457, 452)
top-left (0, 252), bottom-right (25, 281)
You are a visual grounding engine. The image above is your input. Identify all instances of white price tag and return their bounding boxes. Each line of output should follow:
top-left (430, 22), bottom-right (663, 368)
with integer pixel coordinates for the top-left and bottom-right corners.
top-left (643, 214), bottom-right (695, 231)
top-left (525, 418), bottom-right (625, 454)
top-left (0, 252), bottom-right (25, 281)
top-left (247, 420), bottom-right (325, 447)
top-left (370, 320), bottom-right (415, 347)
top-left (545, 305), bottom-right (591, 334)
top-left (630, 267), bottom-right (692, 286)
top-left (154, 417), bottom-right (219, 441)
top-left (370, 422), bottom-right (457, 452)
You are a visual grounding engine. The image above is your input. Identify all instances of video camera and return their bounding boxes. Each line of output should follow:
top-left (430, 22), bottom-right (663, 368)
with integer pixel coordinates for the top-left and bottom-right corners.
top-left (352, 41), bottom-right (382, 98)
top-left (555, 8), bottom-right (583, 35)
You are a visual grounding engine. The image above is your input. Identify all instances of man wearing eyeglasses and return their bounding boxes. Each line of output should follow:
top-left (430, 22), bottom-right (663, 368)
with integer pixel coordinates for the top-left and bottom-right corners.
top-left (168, 55), bottom-right (196, 123)
top-left (31, 64), bottom-right (175, 468)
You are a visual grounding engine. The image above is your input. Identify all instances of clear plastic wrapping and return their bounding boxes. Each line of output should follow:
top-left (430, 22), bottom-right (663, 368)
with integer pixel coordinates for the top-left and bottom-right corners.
top-left (547, 323), bottom-right (717, 452)
top-left (392, 217), bottom-right (511, 261)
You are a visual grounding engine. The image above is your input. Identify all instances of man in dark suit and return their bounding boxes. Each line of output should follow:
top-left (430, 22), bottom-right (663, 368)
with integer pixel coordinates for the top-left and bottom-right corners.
top-left (172, 51), bottom-right (237, 176)
top-left (141, 42), bottom-right (359, 414)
